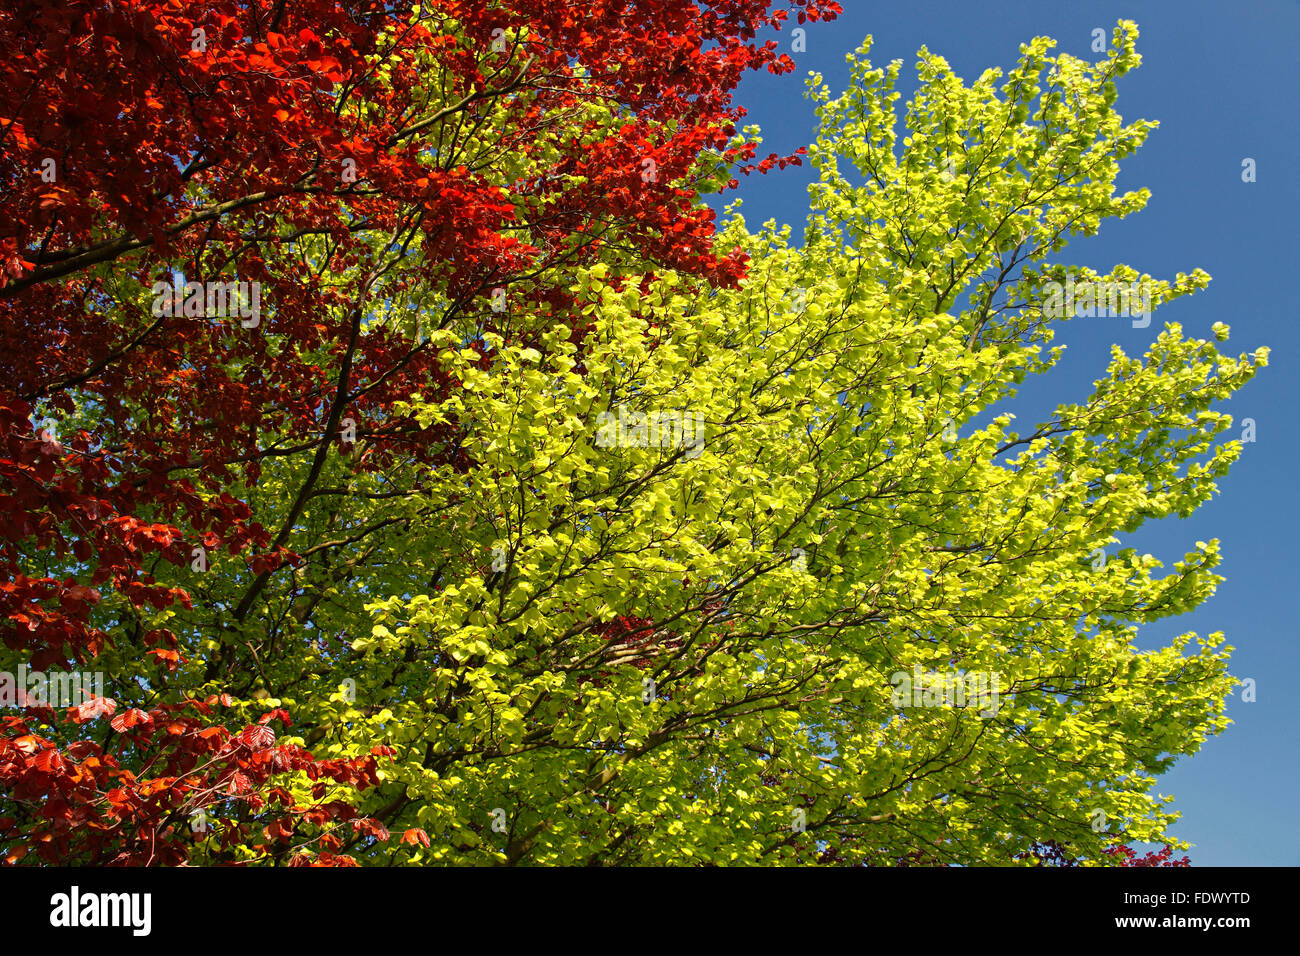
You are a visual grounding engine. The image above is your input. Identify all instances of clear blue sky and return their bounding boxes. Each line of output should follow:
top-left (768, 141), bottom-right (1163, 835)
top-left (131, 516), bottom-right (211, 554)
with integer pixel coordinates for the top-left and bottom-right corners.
top-left (715, 0), bottom-right (1299, 866)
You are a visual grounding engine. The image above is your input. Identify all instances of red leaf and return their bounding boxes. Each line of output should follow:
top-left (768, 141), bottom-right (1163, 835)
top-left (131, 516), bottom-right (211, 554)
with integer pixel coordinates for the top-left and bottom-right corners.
top-left (71, 697), bottom-right (117, 722)
top-left (33, 749), bottom-right (65, 773)
top-left (401, 828), bottom-right (431, 847)
top-left (110, 708), bottom-right (151, 733)
top-left (241, 725), bottom-right (275, 751)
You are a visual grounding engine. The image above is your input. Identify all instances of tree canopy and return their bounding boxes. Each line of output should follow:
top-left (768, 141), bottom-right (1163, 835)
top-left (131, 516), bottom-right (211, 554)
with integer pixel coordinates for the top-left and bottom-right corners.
top-left (0, 6), bottom-right (1261, 866)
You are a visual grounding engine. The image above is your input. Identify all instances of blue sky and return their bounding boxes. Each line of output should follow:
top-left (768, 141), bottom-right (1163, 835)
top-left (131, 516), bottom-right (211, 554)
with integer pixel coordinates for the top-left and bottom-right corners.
top-left (715, 0), bottom-right (1299, 866)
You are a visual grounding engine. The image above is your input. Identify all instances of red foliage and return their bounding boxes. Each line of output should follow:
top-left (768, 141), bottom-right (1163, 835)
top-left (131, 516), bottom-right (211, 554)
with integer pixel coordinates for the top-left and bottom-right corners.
top-left (1103, 844), bottom-right (1191, 867)
top-left (1020, 840), bottom-right (1191, 867)
top-left (0, 696), bottom-right (392, 865)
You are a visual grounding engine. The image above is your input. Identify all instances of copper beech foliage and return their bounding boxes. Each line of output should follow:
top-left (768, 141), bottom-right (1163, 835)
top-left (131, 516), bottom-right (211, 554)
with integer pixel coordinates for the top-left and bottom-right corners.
top-left (0, 0), bottom-right (841, 865)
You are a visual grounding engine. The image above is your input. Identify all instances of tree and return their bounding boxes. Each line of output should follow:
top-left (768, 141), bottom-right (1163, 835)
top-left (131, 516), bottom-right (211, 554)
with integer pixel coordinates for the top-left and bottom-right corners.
top-left (1, 12), bottom-right (1260, 867)
top-left (321, 21), bottom-right (1258, 865)
top-left (0, 0), bottom-right (841, 865)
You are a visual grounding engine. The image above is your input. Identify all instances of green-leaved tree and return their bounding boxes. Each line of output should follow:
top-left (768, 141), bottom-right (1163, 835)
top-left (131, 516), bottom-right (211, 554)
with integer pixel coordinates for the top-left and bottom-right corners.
top-left (104, 20), bottom-right (1262, 866)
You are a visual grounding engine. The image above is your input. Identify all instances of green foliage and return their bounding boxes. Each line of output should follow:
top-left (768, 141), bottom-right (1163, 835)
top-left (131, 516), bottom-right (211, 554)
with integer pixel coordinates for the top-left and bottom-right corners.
top-left (189, 22), bottom-right (1266, 864)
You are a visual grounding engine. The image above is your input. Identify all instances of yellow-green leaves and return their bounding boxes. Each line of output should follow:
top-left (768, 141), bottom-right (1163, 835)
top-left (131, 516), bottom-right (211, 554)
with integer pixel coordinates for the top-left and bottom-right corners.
top-left (263, 21), bottom-right (1262, 866)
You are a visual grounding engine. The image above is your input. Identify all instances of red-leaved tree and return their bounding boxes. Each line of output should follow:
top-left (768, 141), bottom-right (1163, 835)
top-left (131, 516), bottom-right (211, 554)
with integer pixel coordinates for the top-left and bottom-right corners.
top-left (0, 0), bottom-right (841, 864)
